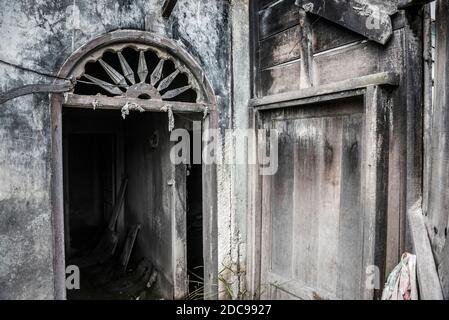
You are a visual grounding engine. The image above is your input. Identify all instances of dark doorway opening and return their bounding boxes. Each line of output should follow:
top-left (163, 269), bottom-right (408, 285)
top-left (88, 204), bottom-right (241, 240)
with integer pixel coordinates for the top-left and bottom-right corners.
top-left (62, 107), bottom-right (202, 300)
top-left (186, 130), bottom-right (204, 299)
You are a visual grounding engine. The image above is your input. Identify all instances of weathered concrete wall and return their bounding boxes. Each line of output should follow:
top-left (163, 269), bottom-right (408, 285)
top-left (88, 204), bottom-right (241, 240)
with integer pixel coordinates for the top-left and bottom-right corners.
top-left (0, 0), bottom-right (233, 299)
top-left (221, 0), bottom-right (250, 299)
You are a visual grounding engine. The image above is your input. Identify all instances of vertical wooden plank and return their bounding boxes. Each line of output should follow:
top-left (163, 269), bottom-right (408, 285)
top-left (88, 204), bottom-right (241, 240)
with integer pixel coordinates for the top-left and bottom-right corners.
top-left (251, 0), bottom-right (261, 98)
top-left (422, 4), bottom-right (433, 217)
top-left (427, 0), bottom-right (449, 262)
top-left (427, 0), bottom-right (449, 300)
top-left (360, 87), bottom-right (376, 300)
top-left (337, 114), bottom-right (363, 299)
top-left (361, 86), bottom-right (389, 300)
top-left (315, 117), bottom-right (343, 295)
top-left (115, 123), bottom-right (126, 245)
top-left (159, 113), bottom-right (175, 298)
top-left (63, 134), bottom-right (71, 259)
top-left (246, 107), bottom-right (263, 298)
top-left (293, 118), bottom-right (320, 289)
top-left (378, 29), bottom-right (406, 274)
top-left (260, 112), bottom-right (273, 299)
top-left (50, 94), bottom-right (66, 300)
top-left (202, 111), bottom-right (219, 299)
top-left (173, 159), bottom-right (188, 299)
top-left (270, 120), bottom-right (293, 277)
top-left (404, 7), bottom-right (425, 251)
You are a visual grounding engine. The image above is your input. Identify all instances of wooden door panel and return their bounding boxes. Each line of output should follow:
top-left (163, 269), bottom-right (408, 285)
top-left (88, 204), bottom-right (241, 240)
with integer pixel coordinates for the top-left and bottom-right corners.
top-left (260, 97), bottom-right (370, 300)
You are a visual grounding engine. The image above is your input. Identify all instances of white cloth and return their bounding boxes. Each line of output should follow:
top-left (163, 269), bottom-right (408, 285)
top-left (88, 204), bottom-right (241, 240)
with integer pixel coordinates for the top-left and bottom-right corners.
top-left (381, 253), bottom-right (418, 300)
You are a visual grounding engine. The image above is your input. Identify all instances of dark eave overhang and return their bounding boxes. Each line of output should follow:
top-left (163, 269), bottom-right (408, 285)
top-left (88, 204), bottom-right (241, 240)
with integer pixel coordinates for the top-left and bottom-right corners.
top-left (295, 0), bottom-right (399, 45)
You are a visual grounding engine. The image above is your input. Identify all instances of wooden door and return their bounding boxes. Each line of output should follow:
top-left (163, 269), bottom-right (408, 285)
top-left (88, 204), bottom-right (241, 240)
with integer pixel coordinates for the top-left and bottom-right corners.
top-left (124, 112), bottom-right (188, 299)
top-left (256, 87), bottom-right (390, 300)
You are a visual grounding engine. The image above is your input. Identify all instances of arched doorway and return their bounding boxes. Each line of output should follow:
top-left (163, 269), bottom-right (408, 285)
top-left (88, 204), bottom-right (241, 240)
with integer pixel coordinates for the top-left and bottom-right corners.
top-left (50, 30), bottom-right (217, 300)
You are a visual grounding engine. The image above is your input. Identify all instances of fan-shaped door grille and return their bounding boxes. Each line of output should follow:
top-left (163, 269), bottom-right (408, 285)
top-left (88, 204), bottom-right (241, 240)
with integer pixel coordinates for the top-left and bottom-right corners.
top-left (73, 47), bottom-right (198, 103)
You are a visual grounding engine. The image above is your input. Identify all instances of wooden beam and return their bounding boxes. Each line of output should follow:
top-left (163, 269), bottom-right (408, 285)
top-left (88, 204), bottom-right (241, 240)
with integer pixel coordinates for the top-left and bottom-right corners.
top-left (398, 0), bottom-right (434, 10)
top-left (63, 93), bottom-right (211, 114)
top-left (297, 0), bottom-right (395, 45)
top-left (0, 82), bottom-right (73, 104)
top-left (249, 72), bottom-right (399, 108)
top-left (162, 0), bottom-right (178, 19)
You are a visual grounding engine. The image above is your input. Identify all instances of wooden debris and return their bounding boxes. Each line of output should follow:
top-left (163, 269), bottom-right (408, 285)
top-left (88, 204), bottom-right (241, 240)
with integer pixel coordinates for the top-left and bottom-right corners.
top-left (108, 178), bottom-right (129, 232)
top-left (119, 224), bottom-right (141, 273)
top-left (407, 200), bottom-right (444, 300)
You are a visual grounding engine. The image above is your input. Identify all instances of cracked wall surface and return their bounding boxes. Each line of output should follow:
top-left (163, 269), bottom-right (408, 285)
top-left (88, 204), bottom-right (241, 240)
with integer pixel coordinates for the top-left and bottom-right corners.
top-left (0, 0), bottom-right (233, 300)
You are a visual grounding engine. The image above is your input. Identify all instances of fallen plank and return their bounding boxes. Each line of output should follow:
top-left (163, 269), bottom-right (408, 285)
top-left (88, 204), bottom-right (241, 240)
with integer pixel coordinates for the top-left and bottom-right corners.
top-left (119, 224), bottom-right (141, 273)
top-left (407, 200), bottom-right (444, 300)
top-left (108, 179), bottom-right (128, 231)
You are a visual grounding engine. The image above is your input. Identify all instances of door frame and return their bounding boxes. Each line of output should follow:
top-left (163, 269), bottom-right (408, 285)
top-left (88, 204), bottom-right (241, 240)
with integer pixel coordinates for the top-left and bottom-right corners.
top-left (50, 30), bottom-right (218, 300)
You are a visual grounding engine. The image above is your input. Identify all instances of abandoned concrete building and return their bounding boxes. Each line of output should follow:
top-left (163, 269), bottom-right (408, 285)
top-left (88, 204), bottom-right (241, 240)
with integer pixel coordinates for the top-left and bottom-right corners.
top-left (1, 0), bottom-right (449, 300)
